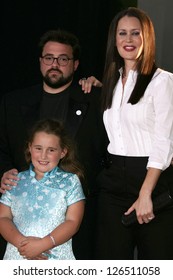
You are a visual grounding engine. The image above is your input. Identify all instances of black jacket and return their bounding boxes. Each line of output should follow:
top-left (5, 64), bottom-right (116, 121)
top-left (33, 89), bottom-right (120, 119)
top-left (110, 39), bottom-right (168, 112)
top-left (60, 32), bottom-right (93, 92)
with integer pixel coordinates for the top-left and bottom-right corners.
top-left (0, 82), bottom-right (108, 195)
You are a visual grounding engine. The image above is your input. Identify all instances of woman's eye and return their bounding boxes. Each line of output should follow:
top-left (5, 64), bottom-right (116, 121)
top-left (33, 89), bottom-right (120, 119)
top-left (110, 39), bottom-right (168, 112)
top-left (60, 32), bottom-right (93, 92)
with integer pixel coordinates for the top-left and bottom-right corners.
top-left (132, 31), bottom-right (140, 36)
top-left (119, 31), bottom-right (126, 36)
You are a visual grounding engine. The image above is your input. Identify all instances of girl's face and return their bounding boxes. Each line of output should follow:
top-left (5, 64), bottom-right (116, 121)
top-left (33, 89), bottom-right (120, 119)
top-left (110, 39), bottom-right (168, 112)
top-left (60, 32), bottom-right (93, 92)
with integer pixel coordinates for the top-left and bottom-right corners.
top-left (116, 16), bottom-right (143, 67)
top-left (29, 131), bottom-right (67, 180)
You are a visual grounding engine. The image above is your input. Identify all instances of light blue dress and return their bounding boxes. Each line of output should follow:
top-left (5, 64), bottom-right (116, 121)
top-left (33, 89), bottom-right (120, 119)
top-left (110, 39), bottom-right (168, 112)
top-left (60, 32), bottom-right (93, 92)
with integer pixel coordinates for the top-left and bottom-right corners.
top-left (0, 164), bottom-right (85, 260)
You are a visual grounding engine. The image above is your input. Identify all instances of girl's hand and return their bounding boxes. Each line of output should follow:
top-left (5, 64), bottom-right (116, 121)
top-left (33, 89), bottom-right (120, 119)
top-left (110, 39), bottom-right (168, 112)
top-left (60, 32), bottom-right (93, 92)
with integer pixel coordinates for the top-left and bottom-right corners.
top-left (18, 236), bottom-right (50, 260)
top-left (31, 253), bottom-right (48, 260)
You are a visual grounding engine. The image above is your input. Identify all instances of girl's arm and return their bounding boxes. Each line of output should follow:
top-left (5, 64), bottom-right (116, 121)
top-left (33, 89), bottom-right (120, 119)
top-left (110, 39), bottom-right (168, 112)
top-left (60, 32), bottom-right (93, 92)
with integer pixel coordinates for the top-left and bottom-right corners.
top-left (0, 203), bottom-right (49, 259)
top-left (0, 203), bottom-right (25, 247)
top-left (124, 167), bottom-right (162, 224)
top-left (18, 200), bottom-right (85, 259)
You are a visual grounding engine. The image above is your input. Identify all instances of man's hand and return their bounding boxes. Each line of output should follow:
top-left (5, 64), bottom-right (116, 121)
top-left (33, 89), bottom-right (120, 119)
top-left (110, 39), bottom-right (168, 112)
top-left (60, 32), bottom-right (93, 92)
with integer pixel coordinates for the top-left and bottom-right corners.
top-left (0, 169), bottom-right (19, 194)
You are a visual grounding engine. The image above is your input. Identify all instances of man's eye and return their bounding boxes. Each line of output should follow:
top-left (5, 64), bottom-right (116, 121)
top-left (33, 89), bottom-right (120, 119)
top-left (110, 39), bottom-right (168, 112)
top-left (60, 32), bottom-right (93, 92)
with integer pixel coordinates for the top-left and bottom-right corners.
top-left (59, 57), bottom-right (68, 61)
top-left (45, 56), bottom-right (53, 60)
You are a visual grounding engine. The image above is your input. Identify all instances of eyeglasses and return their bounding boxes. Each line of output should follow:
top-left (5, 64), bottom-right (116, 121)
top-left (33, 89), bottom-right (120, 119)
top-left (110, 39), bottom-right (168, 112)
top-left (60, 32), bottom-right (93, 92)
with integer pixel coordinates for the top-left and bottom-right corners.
top-left (41, 55), bottom-right (74, 66)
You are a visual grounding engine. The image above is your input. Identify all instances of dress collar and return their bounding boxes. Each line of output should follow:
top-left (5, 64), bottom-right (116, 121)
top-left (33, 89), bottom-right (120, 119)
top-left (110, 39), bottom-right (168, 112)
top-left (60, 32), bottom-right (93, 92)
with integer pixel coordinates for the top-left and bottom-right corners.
top-left (29, 163), bottom-right (58, 181)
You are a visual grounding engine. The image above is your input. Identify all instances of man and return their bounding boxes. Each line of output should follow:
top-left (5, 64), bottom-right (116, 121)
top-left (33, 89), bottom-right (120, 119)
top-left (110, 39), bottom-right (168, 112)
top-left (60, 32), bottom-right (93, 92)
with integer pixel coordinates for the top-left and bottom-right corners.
top-left (0, 29), bottom-right (107, 259)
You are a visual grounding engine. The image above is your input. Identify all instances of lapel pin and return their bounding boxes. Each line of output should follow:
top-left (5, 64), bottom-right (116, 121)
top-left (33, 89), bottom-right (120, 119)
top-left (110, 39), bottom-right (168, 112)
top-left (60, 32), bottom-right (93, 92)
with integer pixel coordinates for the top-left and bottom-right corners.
top-left (76, 110), bottom-right (82, 115)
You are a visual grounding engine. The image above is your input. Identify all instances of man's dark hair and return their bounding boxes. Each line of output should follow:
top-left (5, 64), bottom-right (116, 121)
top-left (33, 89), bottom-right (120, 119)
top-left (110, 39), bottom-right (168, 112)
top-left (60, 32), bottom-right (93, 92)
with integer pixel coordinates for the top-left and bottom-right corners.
top-left (38, 29), bottom-right (81, 60)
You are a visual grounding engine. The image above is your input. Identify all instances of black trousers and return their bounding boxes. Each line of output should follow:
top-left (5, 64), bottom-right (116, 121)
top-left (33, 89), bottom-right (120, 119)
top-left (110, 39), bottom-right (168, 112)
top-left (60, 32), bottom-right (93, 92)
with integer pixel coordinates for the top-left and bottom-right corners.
top-left (94, 154), bottom-right (173, 260)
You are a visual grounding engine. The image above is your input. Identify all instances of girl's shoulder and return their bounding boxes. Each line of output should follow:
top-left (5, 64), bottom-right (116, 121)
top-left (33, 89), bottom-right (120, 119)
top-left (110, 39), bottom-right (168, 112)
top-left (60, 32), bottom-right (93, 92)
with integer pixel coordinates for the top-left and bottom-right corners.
top-left (17, 169), bottom-right (30, 179)
top-left (50, 168), bottom-right (79, 188)
top-left (54, 168), bottom-right (78, 182)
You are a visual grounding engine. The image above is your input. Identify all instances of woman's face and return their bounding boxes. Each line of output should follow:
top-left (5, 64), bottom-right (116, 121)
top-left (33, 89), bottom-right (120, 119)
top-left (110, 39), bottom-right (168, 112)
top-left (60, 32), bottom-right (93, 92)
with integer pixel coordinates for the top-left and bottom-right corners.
top-left (116, 16), bottom-right (143, 66)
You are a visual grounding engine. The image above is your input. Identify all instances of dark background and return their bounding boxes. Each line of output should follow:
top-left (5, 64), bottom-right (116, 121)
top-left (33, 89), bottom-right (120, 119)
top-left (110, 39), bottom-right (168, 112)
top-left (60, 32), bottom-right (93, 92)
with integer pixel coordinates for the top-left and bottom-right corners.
top-left (2, 0), bottom-right (137, 95)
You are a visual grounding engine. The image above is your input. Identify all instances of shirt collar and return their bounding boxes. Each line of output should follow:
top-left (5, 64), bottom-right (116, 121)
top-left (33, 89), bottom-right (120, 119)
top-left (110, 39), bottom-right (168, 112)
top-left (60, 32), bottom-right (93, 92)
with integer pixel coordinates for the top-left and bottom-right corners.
top-left (119, 67), bottom-right (138, 78)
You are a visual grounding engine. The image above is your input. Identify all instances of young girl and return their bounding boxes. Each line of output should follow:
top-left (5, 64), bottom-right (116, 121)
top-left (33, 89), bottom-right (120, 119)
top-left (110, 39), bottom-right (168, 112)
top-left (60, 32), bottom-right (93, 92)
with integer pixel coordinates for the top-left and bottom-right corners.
top-left (0, 119), bottom-right (85, 260)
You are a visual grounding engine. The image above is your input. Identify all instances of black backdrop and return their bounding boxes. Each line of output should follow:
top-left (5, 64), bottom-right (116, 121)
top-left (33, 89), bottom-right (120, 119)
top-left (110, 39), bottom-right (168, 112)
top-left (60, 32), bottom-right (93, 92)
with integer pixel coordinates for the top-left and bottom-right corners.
top-left (2, 0), bottom-right (137, 95)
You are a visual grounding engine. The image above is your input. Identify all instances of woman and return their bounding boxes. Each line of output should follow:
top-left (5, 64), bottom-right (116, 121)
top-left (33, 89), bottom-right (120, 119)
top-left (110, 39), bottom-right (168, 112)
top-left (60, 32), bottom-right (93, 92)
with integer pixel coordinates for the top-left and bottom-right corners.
top-left (82, 7), bottom-right (173, 260)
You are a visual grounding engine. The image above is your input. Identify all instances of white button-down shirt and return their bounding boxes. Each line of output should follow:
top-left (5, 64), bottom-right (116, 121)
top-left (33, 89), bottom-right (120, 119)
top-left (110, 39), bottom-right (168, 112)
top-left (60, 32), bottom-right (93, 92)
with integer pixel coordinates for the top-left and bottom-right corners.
top-left (104, 68), bottom-right (173, 170)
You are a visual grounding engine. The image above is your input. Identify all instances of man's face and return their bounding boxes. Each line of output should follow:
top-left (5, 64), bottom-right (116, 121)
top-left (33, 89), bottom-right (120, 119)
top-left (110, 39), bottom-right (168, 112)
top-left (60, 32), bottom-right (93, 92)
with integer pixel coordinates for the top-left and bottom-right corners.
top-left (40, 41), bottom-right (79, 91)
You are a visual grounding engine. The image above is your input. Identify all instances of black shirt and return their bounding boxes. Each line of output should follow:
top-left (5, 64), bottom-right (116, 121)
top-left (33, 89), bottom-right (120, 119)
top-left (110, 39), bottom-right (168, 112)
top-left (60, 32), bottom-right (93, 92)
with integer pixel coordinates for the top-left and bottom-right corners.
top-left (40, 88), bottom-right (70, 122)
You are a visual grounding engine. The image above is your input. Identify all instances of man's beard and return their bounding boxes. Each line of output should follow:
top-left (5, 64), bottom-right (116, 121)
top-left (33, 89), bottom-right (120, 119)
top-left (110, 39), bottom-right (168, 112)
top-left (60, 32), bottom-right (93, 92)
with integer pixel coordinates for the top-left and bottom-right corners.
top-left (43, 70), bottom-right (74, 89)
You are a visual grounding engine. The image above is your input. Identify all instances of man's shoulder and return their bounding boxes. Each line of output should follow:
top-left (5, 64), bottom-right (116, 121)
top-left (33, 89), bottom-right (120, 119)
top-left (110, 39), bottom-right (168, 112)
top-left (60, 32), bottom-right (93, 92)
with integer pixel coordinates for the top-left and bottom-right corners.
top-left (2, 84), bottom-right (42, 100)
top-left (69, 82), bottom-right (101, 100)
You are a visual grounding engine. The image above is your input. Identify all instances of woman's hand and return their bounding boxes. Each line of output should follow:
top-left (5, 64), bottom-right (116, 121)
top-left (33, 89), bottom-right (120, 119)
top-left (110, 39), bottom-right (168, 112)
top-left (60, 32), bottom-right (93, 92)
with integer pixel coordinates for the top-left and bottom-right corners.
top-left (125, 167), bottom-right (161, 224)
top-left (0, 169), bottom-right (19, 193)
top-left (124, 193), bottom-right (155, 224)
top-left (79, 76), bottom-right (102, 93)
